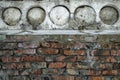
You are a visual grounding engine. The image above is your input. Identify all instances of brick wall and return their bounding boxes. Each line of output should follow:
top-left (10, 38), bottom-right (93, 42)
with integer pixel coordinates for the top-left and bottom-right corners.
top-left (0, 35), bottom-right (120, 80)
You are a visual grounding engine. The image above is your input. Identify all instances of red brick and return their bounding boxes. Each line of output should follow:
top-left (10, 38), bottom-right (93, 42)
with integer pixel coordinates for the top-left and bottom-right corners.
top-left (32, 69), bottom-right (42, 75)
top-left (14, 49), bottom-right (36, 55)
top-left (117, 50), bottom-right (120, 56)
top-left (49, 62), bottom-right (66, 68)
top-left (105, 56), bottom-right (117, 62)
top-left (111, 50), bottom-right (117, 56)
top-left (37, 48), bottom-right (59, 55)
top-left (8, 57), bottom-right (20, 62)
top-left (64, 50), bottom-right (85, 55)
top-left (77, 56), bottom-right (86, 61)
top-left (101, 50), bottom-right (110, 56)
top-left (14, 49), bottom-right (24, 55)
top-left (21, 55), bottom-right (44, 62)
top-left (91, 77), bottom-right (104, 80)
top-left (56, 56), bottom-right (66, 61)
top-left (57, 56), bottom-right (76, 62)
top-left (52, 76), bottom-right (74, 80)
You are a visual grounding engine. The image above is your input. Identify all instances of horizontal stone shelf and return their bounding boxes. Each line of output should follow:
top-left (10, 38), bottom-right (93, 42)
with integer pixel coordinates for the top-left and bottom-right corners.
top-left (0, 0), bottom-right (120, 31)
top-left (0, 30), bottom-right (120, 35)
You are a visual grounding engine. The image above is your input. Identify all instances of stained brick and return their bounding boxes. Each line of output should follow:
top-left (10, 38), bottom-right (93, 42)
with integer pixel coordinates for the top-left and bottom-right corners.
top-left (14, 49), bottom-right (36, 55)
top-left (18, 42), bottom-right (39, 48)
top-left (37, 48), bottom-right (59, 55)
top-left (21, 70), bottom-right (29, 75)
top-left (21, 55), bottom-right (44, 62)
top-left (8, 57), bottom-right (20, 62)
top-left (31, 69), bottom-right (42, 75)
top-left (0, 50), bottom-right (13, 56)
top-left (52, 76), bottom-right (74, 80)
top-left (64, 49), bottom-right (85, 55)
top-left (42, 69), bottom-right (65, 75)
top-left (49, 62), bottom-right (66, 68)
top-left (56, 56), bottom-right (76, 62)
top-left (91, 76), bottom-right (104, 80)
top-left (41, 41), bottom-right (51, 48)
top-left (7, 70), bottom-right (19, 76)
top-left (67, 69), bottom-right (79, 75)
top-left (101, 50), bottom-right (110, 56)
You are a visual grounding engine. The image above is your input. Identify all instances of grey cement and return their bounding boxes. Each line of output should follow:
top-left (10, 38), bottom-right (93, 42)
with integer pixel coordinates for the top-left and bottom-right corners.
top-left (0, 0), bottom-right (120, 35)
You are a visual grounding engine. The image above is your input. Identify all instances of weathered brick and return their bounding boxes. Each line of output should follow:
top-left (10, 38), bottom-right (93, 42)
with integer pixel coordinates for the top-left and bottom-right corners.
top-left (31, 69), bottom-right (42, 75)
top-left (0, 50), bottom-right (13, 56)
top-left (113, 63), bottom-right (120, 69)
top-left (64, 42), bottom-right (86, 49)
top-left (31, 62), bottom-right (47, 68)
top-left (7, 70), bottom-right (19, 76)
top-left (14, 49), bottom-right (36, 55)
top-left (18, 42), bottom-right (39, 48)
top-left (67, 63), bottom-right (89, 69)
top-left (117, 50), bottom-right (120, 56)
top-left (91, 76), bottom-right (104, 80)
top-left (14, 49), bottom-right (24, 55)
top-left (21, 55), bottom-right (44, 62)
top-left (64, 49), bottom-right (85, 55)
top-left (37, 48), bottom-right (59, 55)
top-left (50, 41), bottom-right (63, 48)
top-left (45, 56), bottom-right (54, 62)
top-left (42, 69), bottom-right (65, 75)
top-left (8, 57), bottom-right (20, 62)
top-left (77, 56), bottom-right (86, 61)
top-left (21, 70), bottom-right (29, 75)
top-left (0, 43), bottom-right (17, 49)
top-left (24, 49), bottom-right (36, 54)
top-left (49, 62), bottom-right (66, 68)
top-left (6, 63), bottom-right (25, 69)
top-left (41, 41), bottom-right (51, 48)
top-left (56, 56), bottom-right (76, 62)
top-left (67, 69), bottom-right (79, 75)
top-left (1, 57), bottom-right (8, 63)
top-left (101, 50), bottom-right (110, 56)
top-left (52, 76), bottom-right (74, 80)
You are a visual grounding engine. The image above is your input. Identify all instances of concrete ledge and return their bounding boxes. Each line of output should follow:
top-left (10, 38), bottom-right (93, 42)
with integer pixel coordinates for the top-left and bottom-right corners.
top-left (0, 30), bottom-right (120, 35)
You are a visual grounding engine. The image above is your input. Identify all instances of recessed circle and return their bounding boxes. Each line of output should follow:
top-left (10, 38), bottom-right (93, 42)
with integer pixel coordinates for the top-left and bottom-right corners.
top-left (100, 6), bottom-right (119, 25)
top-left (49, 6), bottom-right (70, 26)
top-left (74, 6), bottom-right (96, 26)
top-left (27, 7), bottom-right (46, 26)
top-left (2, 7), bottom-right (22, 26)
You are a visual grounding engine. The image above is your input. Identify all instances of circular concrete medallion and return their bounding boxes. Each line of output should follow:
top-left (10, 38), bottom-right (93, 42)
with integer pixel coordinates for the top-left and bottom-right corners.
top-left (2, 7), bottom-right (22, 26)
top-left (49, 6), bottom-right (70, 26)
top-left (27, 7), bottom-right (46, 26)
top-left (100, 6), bottom-right (119, 25)
top-left (74, 6), bottom-right (96, 26)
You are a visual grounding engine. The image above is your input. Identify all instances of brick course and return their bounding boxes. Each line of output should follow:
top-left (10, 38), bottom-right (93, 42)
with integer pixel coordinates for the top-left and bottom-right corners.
top-left (0, 35), bottom-right (120, 80)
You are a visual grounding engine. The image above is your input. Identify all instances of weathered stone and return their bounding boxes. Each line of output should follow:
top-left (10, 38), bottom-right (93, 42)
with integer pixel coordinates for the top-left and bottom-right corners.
top-left (100, 6), bottom-right (118, 25)
top-left (67, 69), bottom-right (79, 75)
top-left (2, 7), bottom-right (21, 26)
top-left (49, 6), bottom-right (70, 26)
top-left (74, 6), bottom-right (96, 28)
top-left (27, 7), bottom-right (46, 29)
top-left (49, 62), bottom-right (66, 68)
